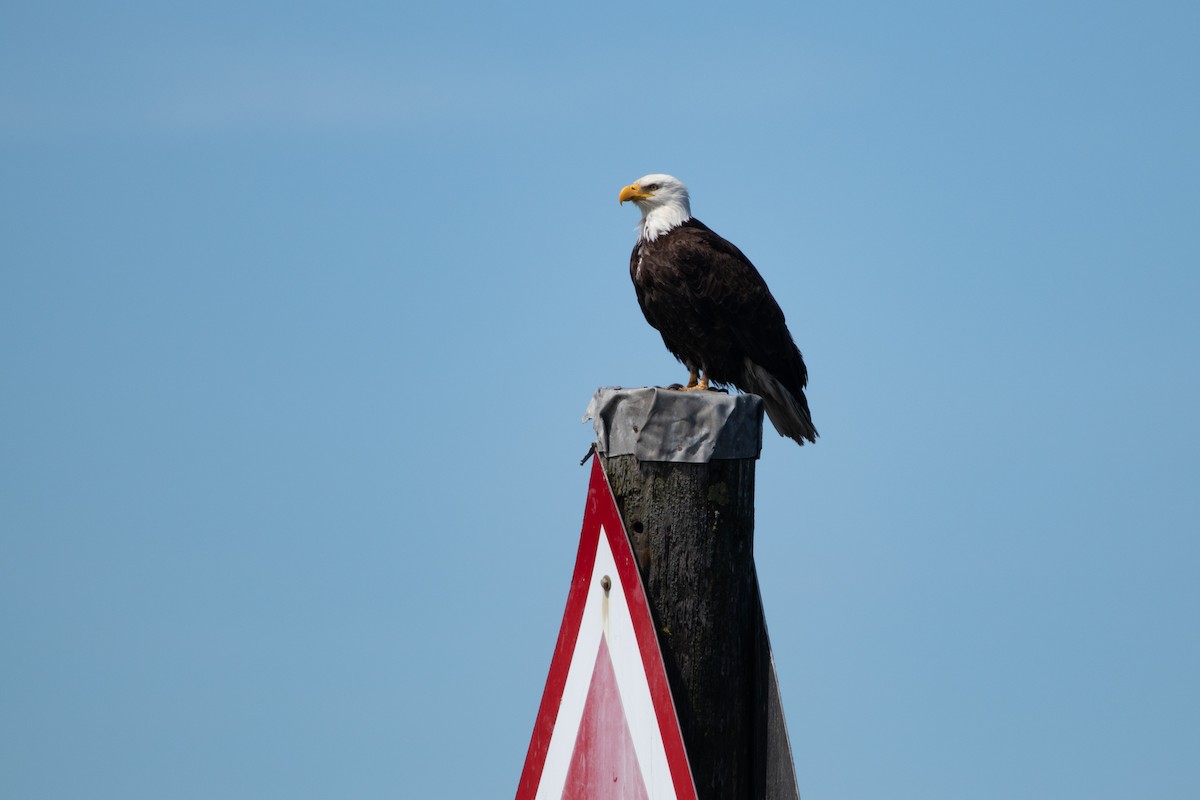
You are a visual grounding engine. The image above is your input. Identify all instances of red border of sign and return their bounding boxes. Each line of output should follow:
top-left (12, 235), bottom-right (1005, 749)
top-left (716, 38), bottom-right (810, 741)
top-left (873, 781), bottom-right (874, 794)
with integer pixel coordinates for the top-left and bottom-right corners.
top-left (515, 457), bottom-right (698, 800)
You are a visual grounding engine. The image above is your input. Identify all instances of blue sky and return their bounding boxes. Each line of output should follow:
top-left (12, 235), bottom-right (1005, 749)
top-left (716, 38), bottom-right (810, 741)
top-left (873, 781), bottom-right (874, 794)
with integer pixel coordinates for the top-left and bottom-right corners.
top-left (3, 2), bottom-right (1198, 798)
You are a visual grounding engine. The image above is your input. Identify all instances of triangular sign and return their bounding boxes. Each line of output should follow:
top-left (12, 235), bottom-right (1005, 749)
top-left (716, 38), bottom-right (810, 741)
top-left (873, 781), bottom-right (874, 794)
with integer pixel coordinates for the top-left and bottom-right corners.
top-left (516, 457), bottom-right (698, 800)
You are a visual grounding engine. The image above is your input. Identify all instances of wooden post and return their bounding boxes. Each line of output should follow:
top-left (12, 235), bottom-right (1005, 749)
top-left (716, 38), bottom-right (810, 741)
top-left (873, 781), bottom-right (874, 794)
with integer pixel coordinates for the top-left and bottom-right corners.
top-left (585, 388), bottom-right (800, 800)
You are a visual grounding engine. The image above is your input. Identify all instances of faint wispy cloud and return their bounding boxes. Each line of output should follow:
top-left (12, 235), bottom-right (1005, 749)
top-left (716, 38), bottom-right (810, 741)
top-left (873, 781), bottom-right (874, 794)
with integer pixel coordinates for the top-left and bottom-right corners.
top-left (1, 51), bottom-right (538, 138)
top-left (1, 39), bottom-right (873, 140)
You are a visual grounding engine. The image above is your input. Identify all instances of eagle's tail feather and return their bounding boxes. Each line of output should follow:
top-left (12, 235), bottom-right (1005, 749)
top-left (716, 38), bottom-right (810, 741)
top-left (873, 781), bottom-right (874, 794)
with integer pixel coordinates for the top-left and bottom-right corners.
top-left (741, 358), bottom-right (818, 445)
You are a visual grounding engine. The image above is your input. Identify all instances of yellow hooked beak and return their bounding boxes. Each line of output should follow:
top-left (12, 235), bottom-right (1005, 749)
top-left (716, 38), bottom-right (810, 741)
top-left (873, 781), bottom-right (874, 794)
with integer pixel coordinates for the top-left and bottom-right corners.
top-left (619, 183), bottom-right (652, 204)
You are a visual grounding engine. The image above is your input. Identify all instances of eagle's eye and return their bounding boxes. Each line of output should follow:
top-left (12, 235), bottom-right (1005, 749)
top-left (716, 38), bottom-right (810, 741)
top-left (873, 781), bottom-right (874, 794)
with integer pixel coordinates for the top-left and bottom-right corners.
top-left (647, 183), bottom-right (660, 191)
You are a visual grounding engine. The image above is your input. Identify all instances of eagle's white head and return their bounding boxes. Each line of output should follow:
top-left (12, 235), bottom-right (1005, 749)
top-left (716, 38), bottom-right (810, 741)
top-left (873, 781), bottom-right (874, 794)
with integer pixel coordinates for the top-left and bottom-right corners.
top-left (619, 173), bottom-right (692, 242)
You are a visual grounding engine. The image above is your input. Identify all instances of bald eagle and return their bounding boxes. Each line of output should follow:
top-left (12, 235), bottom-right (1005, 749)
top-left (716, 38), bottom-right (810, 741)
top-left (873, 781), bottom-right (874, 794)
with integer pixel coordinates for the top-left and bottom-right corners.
top-left (619, 174), bottom-right (818, 445)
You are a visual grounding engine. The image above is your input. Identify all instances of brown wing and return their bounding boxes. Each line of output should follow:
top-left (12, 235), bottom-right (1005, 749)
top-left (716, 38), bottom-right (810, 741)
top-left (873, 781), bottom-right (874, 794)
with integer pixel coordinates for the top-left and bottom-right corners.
top-left (654, 219), bottom-right (809, 394)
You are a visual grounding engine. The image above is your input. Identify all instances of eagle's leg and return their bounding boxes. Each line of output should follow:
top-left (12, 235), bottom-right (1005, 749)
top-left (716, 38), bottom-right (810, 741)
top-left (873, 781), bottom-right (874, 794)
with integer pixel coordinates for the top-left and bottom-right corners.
top-left (681, 371), bottom-right (709, 391)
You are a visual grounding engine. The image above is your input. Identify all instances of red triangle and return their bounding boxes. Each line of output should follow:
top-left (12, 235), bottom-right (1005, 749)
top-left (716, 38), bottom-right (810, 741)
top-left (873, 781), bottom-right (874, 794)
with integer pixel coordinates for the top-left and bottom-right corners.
top-left (561, 636), bottom-right (650, 800)
top-left (516, 458), bottom-right (697, 800)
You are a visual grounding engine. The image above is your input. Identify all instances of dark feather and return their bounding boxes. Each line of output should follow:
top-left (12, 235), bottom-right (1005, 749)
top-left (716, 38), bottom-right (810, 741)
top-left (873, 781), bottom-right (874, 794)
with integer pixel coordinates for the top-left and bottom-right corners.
top-left (631, 218), bottom-right (818, 445)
